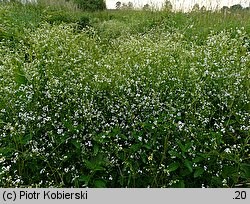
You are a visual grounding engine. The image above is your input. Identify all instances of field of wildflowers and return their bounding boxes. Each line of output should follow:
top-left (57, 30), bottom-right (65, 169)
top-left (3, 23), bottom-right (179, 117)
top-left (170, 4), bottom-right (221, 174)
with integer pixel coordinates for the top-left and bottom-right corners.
top-left (0, 1), bottom-right (249, 187)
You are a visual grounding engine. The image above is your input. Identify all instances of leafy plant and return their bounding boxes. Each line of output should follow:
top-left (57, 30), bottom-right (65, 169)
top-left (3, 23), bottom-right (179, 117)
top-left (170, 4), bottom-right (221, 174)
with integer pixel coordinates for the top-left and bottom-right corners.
top-left (0, 1), bottom-right (249, 188)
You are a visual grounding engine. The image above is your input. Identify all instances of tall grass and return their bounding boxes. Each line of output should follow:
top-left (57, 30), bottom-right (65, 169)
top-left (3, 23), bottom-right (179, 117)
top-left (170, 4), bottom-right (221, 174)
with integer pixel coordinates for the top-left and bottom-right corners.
top-left (37, 0), bottom-right (78, 11)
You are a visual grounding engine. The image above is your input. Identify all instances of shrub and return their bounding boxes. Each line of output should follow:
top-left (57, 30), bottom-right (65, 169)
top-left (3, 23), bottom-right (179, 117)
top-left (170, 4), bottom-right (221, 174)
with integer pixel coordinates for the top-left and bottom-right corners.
top-left (230, 4), bottom-right (243, 11)
top-left (163, 0), bottom-right (172, 12)
top-left (115, 1), bottom-right (121, 10)
top-left (42, 10), bottom-right (76, 24)
top-left (74, 0), bottom-right (106, 11)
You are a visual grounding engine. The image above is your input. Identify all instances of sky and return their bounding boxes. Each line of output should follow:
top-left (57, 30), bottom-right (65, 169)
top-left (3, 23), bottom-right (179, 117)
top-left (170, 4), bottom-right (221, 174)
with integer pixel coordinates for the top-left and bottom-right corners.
top-left (105, 0), bottom-right (250, 10)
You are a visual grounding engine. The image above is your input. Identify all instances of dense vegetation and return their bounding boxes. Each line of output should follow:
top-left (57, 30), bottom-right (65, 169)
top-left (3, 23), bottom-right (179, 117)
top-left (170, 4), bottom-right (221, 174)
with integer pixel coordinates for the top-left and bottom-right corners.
top-left (74, 0), bottom-right (106, 11)
top-left (0, 1), bottom-right (249, 188)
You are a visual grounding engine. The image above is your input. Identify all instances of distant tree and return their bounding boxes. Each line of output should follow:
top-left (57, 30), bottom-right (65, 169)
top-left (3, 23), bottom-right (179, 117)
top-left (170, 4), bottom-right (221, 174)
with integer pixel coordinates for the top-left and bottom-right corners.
top-left (74, 0), bottom-right (106, 11)
top-left (127, 1), bottom-right (133, 9)
top-left (192, 3), bottom-right (200, 12)
top-left (143, 4), bottom-right (150, 11)
top-left (221, 6), bottom-right (229, 12)
top-left (116, 1), bottom-right (121, 9)
top-left (221, 6), bottom-right (229, 10)
top-left (121, 2), bottom-right (127, 9)
top-left (201, 6), bottom-right (206, 11)
top-left (121, 2), bottom-right (134, 10)
top-left (244, 6), bottom-right (250, 11)
top-left (163, 0), bottom-right (172, 12)
top-left (230, 4), bottom-right (243, 11)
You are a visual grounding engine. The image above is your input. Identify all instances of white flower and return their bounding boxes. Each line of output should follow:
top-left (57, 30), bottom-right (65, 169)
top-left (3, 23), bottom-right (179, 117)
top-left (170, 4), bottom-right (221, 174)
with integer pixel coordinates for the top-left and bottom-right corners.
top-left (177, 121), bottom-right (185, 130)
top-left (204, 70), bottom-right (209, 76)
top-left (57, 129), bottom-right (63, 134)
top-left (224, 148), bottom-right (231, 153)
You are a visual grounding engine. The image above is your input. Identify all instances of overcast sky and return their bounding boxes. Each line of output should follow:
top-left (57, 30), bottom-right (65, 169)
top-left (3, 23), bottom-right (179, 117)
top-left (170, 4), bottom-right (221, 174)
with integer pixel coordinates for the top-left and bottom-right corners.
top-left (106, 0), bottom-right (250, 10)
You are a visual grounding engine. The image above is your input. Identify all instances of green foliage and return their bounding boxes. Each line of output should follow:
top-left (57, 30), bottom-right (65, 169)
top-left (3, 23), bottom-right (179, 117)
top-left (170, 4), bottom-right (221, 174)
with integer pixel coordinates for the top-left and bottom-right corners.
top-left (230, 4), bottom-right (243, 11)
top-left (0, 2), bottom-right (249, 188)
top-left (42, 10), bottom-right (76, 24)
top-left (120, 1), bottom-right (134, 10)
top-left (192, 3), bottom-right (200, 12)
top-left (74, 0), bottom-right (106, 11)
top-left (116, 1), bottom-right (121, 10)
top-left (163, 0), bottom-right (172, 12)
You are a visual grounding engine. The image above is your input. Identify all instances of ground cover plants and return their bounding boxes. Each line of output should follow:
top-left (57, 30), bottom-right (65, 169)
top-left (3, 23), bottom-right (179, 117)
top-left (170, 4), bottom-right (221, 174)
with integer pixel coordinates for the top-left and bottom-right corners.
top-left (0, 1), bottom-right (249, 188)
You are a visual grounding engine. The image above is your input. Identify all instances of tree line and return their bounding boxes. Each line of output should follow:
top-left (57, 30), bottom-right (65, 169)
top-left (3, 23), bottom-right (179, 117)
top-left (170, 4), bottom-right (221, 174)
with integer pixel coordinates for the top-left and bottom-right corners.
top-left (115, 1), bottom-right (249, 12)
top-left (0, 0), bottom-right (249, 12)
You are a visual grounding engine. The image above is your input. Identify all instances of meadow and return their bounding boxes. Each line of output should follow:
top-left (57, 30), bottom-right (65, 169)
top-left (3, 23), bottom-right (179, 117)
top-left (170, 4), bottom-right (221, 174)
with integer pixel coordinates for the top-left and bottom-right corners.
top-left (0, 1), bottom-right (249, 187)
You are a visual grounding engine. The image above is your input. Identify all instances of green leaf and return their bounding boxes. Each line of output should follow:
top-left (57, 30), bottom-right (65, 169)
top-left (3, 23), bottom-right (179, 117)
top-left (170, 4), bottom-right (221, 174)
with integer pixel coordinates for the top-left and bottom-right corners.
top-left (178, 180), bottom-right (185, 188)
top-left (94, 179), bottom-right (106, 188)
top-left (240, 163), bottom-right (250, 178)
top-left (143, 144), bottom-right (151, 150)
top-left (184, 159), bottom-right (193, 172)
top-left (167, 162), bottom-right (180, 172)
top-left (120, 134), bottom-right (128, 140)
top-left (194, 167), bottom-right (204, 178)
top-left (85, 159), bottom-right (105, 171)
top-left (71, 139), bottom-right (81, 150)
top-left (141, 152), bottom-right (148, 164)
top-left (171, 180), bottom-right (185, 188)
top-left (184, 142), bottom-right (192, 151)
top-left (93, 145), bottom-right (99, 156)
top-left (193, 156), bottom-right (204, 163)
top-left (20, 134), bottom-right (33, 145)
top-left (79, 175), bottom-right (90, 185)
top-left (211, 176), bottom-right (222, 186)
top-left (181, 169), bottom-right (193, 177)
top-left (85, 160), bottom-right (95, 170)
top-left (141, 152), bottom-right (147, 164)
top-left (130, 144), bottom-right (140, 152)
top-left (168, 150), bottom-right (182, 159)
top-left (222, 165), bottom-right (235, 177)
top-left (0, 147), bottom-right (14, 157)
top-left (14, 71), bottom-right (28, 86)
top-left (177, 141), bottom-right (186, 153)
top-left (62, 119), bottom-right (75, 132)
